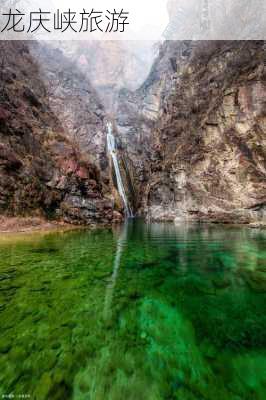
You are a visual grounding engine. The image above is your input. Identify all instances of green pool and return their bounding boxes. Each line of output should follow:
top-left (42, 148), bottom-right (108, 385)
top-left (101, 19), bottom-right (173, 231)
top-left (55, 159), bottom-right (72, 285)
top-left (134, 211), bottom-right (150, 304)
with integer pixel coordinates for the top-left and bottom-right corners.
top-left (0, 220), bottom-right (266, 399)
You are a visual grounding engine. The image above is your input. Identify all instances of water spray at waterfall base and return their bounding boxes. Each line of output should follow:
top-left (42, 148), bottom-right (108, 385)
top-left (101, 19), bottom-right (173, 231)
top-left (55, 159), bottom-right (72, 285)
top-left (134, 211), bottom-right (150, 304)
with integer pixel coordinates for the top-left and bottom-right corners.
top-left (107, 122), bottom-right (133, 219)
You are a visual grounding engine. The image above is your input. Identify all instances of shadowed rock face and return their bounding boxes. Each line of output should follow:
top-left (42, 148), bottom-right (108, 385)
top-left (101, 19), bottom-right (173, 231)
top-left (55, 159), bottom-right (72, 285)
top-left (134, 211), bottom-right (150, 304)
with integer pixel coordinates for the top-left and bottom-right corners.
top-left (0, 41), bottom-right (122, 225)
top-left (116, 41), bottom-right (266, 224)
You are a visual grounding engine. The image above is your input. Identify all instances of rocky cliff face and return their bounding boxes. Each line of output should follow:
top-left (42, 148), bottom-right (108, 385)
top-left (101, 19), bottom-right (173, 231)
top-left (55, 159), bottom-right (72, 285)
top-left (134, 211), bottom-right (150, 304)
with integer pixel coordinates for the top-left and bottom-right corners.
top-left (114, 42), bottom-right (191, 211)
top-left (45, 41), bottom-right (155, 113)
top-left (29, 42), bottom-right (108, 173)
top-left (74, 41), bottom-right (154, 91)
top-left (117, 41), bottom-right (266, 224)
top-left (1, 40), bottom-right (265, 226)
top-left (0, 41), bottom-right (121, 225)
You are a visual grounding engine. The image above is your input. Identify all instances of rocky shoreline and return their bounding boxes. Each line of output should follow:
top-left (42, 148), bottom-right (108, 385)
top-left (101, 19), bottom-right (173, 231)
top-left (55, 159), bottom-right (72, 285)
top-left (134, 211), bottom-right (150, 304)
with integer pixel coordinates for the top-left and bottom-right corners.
top-left (1, 215), bottom-right (265, 235)
top-left (0, 216), bottom-right (84, 234)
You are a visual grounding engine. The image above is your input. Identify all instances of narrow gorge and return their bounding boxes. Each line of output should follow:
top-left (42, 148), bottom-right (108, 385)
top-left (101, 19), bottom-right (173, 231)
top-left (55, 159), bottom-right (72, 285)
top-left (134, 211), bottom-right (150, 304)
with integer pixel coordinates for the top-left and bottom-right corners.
top-left (0, 7), bottom-right (266, 400)
top-left (1, 40), bottom-right (265, 227)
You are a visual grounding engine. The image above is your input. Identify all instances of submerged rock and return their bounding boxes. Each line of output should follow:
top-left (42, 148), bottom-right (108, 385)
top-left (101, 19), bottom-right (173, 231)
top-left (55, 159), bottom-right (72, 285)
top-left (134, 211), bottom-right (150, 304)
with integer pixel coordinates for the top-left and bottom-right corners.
top-left (242, 270), bottom-right (266, 292)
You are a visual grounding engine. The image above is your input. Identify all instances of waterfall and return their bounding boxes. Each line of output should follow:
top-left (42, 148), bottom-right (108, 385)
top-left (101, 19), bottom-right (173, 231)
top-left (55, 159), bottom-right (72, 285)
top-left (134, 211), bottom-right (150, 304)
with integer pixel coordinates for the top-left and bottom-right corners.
top-left (107, 122), bottom-right (133, 218)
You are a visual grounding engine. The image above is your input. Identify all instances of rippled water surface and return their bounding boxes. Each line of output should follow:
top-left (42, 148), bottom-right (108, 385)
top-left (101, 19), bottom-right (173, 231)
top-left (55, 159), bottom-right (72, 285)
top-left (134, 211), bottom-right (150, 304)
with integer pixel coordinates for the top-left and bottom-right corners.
top-left (0, 220), bottom-right (266, 400)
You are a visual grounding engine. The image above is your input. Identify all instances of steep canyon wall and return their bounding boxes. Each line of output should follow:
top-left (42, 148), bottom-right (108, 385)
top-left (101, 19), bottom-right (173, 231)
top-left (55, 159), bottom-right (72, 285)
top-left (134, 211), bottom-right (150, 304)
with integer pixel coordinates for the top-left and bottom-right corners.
top-left (116, 41), bottom-right (266, 224)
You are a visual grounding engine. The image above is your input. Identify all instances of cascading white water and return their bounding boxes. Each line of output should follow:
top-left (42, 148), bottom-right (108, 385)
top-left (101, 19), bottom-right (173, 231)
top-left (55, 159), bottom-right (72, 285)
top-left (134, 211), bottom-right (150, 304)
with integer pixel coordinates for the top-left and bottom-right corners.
top-left (107, 122), bottom-right (133, 218)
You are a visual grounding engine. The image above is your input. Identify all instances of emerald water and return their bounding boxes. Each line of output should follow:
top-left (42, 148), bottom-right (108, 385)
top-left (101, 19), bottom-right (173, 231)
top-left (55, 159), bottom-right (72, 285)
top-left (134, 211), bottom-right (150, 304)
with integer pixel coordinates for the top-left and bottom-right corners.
top-left (0, 221), bottom-right (266, 400)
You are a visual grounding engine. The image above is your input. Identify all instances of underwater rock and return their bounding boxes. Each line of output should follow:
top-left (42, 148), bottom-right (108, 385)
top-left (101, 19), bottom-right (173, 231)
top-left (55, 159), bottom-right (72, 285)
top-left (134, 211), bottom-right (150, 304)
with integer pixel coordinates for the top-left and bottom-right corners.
top-left (212, 275), bottom-right (231, 289)
top-left (243, 270), bottom-right (266, 293)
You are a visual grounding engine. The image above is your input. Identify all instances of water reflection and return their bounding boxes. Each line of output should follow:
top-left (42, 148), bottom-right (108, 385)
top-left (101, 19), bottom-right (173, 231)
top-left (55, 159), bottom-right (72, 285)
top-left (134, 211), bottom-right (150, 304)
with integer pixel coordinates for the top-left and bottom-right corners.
top-left (104, 222), bottom-right (128, 321)
top-left (0, 221), bottom-right (265, 399)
